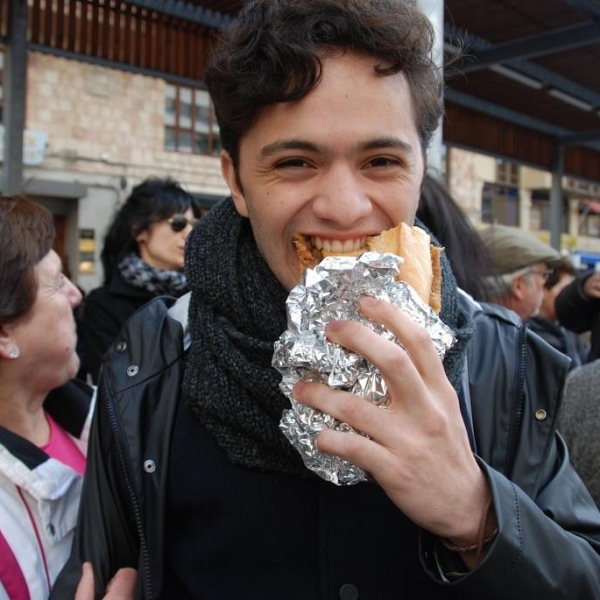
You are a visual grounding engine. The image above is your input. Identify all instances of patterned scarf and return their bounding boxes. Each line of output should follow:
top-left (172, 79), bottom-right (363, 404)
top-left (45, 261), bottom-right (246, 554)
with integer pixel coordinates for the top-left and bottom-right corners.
top-left (118, 253), bottom-right (188, 296)
top-left (183, 198), bottom-right (473, 476)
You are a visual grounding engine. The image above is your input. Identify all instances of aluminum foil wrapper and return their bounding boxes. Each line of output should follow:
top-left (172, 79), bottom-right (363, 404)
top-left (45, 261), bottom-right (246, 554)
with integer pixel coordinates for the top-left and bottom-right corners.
top-left (272, 252), bottom-right (456, 486)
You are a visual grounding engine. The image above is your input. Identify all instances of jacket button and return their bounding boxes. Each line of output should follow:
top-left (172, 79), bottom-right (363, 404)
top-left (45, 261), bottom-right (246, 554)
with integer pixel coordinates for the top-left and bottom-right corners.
top-left (127, 365), bottom-right (139, 377)
top-left (535, 409), bottom-right (548, 421)
top-left (339, 583), bottom-right (359, 600)
top-left (143, 459), bottom-right (156, 473)
top-left (116, 341), bottom-right (127, 352)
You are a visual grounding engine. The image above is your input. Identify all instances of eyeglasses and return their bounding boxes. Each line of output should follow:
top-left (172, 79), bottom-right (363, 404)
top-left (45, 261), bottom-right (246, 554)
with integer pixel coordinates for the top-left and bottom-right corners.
top-left (168, 214), bottom-right (198, 232)
top-left (527, 267), bottom-right (554, 282)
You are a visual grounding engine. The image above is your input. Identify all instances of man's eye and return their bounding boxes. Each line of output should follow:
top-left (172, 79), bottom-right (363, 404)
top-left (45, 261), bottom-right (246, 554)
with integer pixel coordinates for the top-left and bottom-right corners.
top-left (368, 156), bottom-right (399, 168)
top-left (275, 158), bottom-right (310, 168)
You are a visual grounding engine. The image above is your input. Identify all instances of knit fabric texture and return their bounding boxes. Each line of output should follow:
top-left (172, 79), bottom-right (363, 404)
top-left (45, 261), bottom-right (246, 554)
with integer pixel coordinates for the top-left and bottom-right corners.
top-left (183, 198), bottom-right (473, 475)
top-left (118, 252), bottom-right (188, 296)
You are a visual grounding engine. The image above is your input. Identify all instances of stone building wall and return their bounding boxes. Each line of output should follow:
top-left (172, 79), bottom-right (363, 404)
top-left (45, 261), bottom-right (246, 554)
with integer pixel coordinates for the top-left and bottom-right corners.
top-left (25, 52), bottom-right (228, 197)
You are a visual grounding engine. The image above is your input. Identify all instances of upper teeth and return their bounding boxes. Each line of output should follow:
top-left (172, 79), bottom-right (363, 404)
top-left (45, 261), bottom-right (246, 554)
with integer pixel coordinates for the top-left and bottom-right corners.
top-left (311, 236), bottom-right (366, 253)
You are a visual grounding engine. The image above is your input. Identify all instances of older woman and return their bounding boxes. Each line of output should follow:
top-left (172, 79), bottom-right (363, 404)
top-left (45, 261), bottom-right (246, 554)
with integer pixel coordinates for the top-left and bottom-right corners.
top-left (0, 195), bottom-right (93, 599)
top-left (81, 177), bottom-right (200, 383)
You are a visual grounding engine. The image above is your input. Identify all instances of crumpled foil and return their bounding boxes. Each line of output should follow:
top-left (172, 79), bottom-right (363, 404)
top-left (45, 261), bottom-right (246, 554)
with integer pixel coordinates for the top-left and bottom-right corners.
top-left (272, 251), bottom-right (456, 486)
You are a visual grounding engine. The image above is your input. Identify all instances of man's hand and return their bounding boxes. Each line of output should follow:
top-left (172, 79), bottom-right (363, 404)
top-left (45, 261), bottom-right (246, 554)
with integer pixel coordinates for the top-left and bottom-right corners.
top-left (292, 295), bottom-right (495, 564)
top-left (583, 271), bottom-right (600, 299)
top-left (74, 562), bottom-right (137, 600)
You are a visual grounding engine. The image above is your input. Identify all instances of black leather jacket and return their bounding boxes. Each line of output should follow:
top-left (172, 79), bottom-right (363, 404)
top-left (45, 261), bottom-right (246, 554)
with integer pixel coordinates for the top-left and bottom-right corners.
top-left (53, 293), bottom-right (600, 599)
top-left (556, 272), bottom-right (600, 362)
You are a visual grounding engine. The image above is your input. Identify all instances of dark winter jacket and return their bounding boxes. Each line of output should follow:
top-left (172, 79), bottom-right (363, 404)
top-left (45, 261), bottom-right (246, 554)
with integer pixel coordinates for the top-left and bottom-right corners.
top-left (527, 315), bottom-right (589, 369)
top-left (555, 272), bottom-right (600, 362)
top-left (52, 293), bottom-right (600, 599)
top-left (80, 270), bottom-right (155, 383)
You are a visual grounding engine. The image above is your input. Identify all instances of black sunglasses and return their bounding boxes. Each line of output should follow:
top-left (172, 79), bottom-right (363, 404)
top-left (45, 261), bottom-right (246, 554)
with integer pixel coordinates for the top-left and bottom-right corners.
top-left (168, 214), bottom-right (198, 232)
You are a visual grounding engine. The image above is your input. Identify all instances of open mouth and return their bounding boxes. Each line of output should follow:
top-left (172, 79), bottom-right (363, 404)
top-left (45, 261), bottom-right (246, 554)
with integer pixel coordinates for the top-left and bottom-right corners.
top-left (293, 233), bottom-right (371, 274)
top-left (311, 236), bottom-right (367, 254)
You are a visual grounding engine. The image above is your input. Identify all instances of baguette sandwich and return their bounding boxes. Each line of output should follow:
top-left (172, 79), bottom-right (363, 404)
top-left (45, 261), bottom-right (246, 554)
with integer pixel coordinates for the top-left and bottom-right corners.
top-left (293, 223), bottom-right (442, 313)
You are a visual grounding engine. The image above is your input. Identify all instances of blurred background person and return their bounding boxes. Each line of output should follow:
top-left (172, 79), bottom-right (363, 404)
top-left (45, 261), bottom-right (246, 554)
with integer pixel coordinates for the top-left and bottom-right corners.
top-left (527, 256), bottom-right (589, 370)
top-left (417, 174), bottom-right (501, 302)
top-left (0, 195), bottom-right (94, 599)
top-left (479, 223), bottom-right (560, 320)
top-left (81, 177), bottom-right (200, 383)
top-left (555, 268), bottom-right (600, 364)
top-left (558, 358), bottom-right (600, 507)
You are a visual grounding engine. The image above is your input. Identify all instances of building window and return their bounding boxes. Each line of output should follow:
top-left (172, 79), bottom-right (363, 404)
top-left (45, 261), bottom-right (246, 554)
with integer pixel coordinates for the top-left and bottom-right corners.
top-left (496, 159), bottom-right (519, 187)
top-left (481, 183), bottom-right (519, 226)
top-left (164, 84), bottom-right (220, 156)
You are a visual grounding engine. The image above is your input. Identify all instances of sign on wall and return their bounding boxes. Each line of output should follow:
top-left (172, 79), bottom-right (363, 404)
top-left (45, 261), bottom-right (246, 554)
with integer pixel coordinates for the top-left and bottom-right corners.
top-left (0, 125), bottom-right (47, 165)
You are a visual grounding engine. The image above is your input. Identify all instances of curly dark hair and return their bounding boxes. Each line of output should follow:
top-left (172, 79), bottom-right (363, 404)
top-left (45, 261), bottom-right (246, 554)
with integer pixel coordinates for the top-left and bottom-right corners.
top-left (205, 0), bottom-right (443, 169)
top-left (101, 177), bottom-right (200, 284)
top-left (0, 196), bottom-right (55, 324)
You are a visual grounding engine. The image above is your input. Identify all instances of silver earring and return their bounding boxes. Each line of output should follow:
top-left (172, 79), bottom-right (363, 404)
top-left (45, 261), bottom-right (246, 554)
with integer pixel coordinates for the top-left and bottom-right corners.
top-left (9, 348), bottom-right (19, 359)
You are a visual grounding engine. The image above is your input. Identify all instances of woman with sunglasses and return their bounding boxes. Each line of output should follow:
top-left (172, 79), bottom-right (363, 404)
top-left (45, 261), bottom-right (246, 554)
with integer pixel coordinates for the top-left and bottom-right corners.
top-left (80, 177), bottom-right (200, 384)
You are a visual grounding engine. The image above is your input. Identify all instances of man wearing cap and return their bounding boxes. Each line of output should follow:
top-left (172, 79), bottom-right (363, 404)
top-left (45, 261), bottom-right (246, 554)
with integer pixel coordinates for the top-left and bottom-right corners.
top-left (480, 224), bottom-right (561, 320)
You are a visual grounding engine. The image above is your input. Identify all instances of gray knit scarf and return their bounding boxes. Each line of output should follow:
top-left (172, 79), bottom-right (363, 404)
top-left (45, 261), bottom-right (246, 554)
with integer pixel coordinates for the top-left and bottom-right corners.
top-left (183, 198), bottom-right (473, 476)
top-left (118, 253), bottom-right (188, 296)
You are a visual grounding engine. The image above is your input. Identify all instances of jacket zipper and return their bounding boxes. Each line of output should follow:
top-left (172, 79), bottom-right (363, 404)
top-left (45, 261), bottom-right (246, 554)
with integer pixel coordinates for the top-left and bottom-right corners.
top-left (506, 325), bottom-right (528, 479)
top-left (103, 385), bottom-right (154, 600)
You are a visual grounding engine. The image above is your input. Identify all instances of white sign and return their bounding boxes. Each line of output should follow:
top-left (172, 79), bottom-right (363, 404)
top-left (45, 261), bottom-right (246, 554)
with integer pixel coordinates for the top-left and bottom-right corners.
top-left (0, 124), bottom-right (47, 165)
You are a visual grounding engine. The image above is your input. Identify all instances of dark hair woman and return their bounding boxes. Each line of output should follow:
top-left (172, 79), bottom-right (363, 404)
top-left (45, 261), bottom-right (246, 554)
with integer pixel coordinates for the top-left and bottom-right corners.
top-left (81, 177), bottom-right (200, 383)
top-left (417, 174), bottom-right (501, 302)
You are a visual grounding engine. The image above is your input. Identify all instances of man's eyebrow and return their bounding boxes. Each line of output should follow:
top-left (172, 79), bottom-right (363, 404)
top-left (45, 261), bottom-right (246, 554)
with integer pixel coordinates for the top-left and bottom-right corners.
top-left (259, 139), bottom-right (325, 158)
top-left (259, 137), bottom-right (415, 158)
top-left (361, 137), bottom-right (415, 155)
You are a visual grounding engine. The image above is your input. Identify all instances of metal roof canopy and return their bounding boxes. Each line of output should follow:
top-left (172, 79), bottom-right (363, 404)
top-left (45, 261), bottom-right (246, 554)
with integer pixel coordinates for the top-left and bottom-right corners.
top-left (118, 0), bottom-right (600, 151)
top-left (442, 0), bottom-right (600, 247)
top-left (4, 0), bottom-right (600, 250)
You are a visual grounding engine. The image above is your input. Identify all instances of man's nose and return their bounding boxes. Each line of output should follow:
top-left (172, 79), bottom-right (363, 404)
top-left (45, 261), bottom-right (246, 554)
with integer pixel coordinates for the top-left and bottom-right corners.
top-left (312, 165), bottom-right (372, 225)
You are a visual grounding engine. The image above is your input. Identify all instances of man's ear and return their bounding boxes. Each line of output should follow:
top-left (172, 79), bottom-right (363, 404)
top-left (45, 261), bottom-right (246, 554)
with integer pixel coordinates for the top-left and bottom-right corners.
top-left (220, 150), bottom-right (248, 217)
top-left (511, 273), bottom-right (528, 300)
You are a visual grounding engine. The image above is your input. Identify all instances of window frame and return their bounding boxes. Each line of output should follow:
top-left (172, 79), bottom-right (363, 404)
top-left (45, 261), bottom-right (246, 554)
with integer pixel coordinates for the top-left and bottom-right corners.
top-left (164, 83), bottom-right (220, 157)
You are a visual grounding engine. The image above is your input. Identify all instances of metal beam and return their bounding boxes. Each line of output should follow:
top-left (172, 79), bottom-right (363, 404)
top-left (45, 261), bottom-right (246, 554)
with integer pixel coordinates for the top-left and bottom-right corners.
top-left (446, 88), bottom-right (570, 137)
top-left (550, 144), bottom-right (564, 251)
top-left (559, 128), bottom-right (600, 146)
top-left (446, 25), bottom-right (600, 110)
top-left (0, 0), bottom-right (28, 196)
top-left (123, 0), bottom-right (234, 28)
top-left (454, 21), bottom-right (600, 74)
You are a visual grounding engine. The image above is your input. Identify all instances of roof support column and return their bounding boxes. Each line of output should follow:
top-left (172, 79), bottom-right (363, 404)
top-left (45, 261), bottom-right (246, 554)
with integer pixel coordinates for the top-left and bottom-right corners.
top-left (1, 0), bottom-right (28, 195)
top-left (549, 143), bottom-right (564, 251)
top-left (417, 0), bottom-right (444, 177)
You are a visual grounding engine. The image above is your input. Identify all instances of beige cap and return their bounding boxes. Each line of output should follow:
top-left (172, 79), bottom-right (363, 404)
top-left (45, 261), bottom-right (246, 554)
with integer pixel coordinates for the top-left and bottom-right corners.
top-left (480, 224), bottom-right (560, 275)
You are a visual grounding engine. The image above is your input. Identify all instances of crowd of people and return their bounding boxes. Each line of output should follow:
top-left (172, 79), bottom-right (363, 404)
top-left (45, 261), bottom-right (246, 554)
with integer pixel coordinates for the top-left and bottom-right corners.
top-left (2, 0), bottom-right (600, 599)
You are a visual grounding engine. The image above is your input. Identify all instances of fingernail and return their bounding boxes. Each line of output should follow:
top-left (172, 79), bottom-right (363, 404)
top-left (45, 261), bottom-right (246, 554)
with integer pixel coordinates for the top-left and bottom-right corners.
top-left (292, 381), bottom-right (305, 398)
top-left (360, 295), bottom-right (379, 307)
top-left (326, 320), bottom-right (343, 332)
